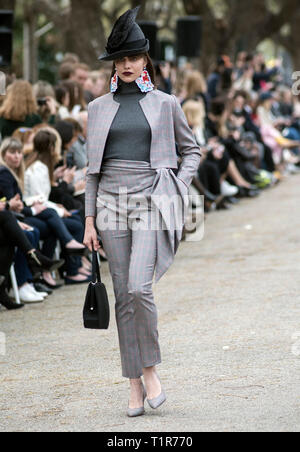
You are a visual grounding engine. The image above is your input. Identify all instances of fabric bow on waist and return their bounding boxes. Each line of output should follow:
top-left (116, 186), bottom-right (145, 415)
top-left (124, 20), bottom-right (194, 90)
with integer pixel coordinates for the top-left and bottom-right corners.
top-left (151, 168), bottom-right (189, 283)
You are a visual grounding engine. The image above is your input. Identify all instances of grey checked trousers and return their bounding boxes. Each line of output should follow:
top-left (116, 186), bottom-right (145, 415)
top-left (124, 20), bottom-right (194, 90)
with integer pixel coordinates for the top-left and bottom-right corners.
top-left (96, 159), bottom-right (162, 378)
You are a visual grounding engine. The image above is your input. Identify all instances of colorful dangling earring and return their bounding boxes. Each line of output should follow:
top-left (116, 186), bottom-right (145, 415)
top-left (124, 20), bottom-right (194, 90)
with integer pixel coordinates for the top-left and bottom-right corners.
top-left (110, 70), bottom-right (118, 93)
top-left (135, 66), bottom-right (154, 93)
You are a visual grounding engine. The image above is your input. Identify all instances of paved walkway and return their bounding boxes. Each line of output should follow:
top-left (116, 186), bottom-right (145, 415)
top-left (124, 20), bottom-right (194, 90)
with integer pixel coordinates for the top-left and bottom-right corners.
top-left (0, 175), bottom-right (300, 432)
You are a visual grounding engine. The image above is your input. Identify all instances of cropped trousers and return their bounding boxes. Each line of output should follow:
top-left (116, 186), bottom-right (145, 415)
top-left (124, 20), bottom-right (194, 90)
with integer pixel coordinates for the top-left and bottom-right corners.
top-left (96, 159), bottom-right (164, 378)
top-left (96, 158), bottom-right (188, 378)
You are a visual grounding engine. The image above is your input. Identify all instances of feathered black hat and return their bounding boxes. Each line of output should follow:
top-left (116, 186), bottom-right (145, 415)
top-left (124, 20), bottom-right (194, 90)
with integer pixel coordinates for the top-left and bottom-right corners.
top-left (98, 6), bottom-right (149, 61)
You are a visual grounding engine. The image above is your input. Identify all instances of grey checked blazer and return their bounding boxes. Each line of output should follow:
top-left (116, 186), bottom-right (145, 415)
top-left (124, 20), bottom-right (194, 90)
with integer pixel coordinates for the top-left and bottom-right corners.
top-left (85, 89), bottom-right (202, 217)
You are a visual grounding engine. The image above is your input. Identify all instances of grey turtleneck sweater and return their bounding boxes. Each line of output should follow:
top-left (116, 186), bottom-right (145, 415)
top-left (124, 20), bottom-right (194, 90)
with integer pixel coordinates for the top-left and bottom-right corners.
top-left (102, 80), bottom-right (152, 162)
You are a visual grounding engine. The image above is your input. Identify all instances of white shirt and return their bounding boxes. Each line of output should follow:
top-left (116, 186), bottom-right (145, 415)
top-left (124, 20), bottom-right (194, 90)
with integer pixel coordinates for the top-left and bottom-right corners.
top-left (24, 161), bottom-right (51, 200)
top-left (24, 160), bottom-right (64, 217)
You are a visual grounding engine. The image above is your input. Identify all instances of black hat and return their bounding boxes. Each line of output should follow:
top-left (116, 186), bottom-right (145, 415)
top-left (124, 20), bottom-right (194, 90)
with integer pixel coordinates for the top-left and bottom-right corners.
top-left (98, 6), bottom-right (149, 61)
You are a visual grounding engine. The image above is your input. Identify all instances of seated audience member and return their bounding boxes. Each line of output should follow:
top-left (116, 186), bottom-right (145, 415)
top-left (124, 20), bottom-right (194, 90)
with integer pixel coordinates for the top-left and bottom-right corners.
top-left (154, 61), bottom-right (173, 95)
top-left (83, 70), bottom-right (109, 100)
top-left (58, 80), bottom-right (87, 121)
top-left (12, 127), bottom-right (35, 157)
top-left (207, 57), bottom-right (226, 100)
top-left (0, 206), bottom-right (65, 308)
top-left (55, 84), bottom-right (71, 120)
top-left (24, 130), bottom-right (91, 285)
top-left (64, 117), bottom-right (88, 169)
top-left (256, 92), bottom-right (300, 169)
top-left (70, 62), bottom-right (92, 104)
top-left (0, 80), bottom-right (57, 139)
top-left (181, 70), bottom-right (208, 114)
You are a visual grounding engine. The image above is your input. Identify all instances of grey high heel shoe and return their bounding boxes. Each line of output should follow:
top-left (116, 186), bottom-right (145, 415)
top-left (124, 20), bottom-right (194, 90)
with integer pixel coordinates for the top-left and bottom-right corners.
top-left (146, 373), bottom-right (166, 409)
top-left (127, 383), bottom-right (147, 418)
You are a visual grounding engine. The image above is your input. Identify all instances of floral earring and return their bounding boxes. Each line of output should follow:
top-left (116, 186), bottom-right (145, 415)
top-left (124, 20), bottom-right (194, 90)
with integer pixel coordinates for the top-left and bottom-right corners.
top-left (110, 70), bottom-right (118, 93)
top-left (135, 66), bottom-right (154, 93)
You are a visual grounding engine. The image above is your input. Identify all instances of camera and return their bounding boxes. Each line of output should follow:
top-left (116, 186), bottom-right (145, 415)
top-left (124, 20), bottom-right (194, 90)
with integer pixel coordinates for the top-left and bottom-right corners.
top-left (37, 97), bottom-right (47, 106)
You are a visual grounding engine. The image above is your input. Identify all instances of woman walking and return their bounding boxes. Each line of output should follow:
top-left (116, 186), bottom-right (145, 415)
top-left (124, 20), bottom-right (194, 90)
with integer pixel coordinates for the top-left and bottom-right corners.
top-left (83, 7), bottom-right (201, 417)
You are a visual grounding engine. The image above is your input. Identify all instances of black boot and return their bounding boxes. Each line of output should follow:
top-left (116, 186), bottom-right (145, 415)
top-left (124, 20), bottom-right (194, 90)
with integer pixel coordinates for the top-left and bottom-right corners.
top-left (26, 250), bottom-right (65, 280)
top-left (0, 286), bottom-right (24, 310)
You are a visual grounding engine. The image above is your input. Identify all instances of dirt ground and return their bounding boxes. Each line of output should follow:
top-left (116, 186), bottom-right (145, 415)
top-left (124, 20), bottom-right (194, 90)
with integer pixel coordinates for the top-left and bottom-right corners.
top-left (0, 174), bottom-right (300, 432)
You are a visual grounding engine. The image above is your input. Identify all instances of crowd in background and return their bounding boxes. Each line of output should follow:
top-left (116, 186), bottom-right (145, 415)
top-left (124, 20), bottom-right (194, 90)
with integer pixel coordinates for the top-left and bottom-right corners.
top-left (0, 50), bottom-right (299, 310)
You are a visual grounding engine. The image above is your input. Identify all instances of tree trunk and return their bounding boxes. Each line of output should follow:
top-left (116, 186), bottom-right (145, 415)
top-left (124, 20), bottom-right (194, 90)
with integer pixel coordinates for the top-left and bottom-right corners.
top-left (65, 0), bottom-right (106, 68)
top-left (23, 0), bottom-right (38, 83)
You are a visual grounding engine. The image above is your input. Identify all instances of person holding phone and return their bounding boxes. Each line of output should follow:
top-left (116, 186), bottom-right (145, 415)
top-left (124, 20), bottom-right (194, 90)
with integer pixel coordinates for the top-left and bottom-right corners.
top-left (0, 80), bottom-right (57, 139)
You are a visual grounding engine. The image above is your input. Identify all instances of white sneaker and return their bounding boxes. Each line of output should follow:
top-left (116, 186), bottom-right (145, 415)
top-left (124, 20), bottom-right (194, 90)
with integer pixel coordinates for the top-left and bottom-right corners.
top-left (27, 284), bottom-right (48, 299)
top-left (286, 163), bottom-right (300, 174)
top-left (18, 284), bottom-right (44, 303)
top-left (221, 180), bottom-right (239, 197)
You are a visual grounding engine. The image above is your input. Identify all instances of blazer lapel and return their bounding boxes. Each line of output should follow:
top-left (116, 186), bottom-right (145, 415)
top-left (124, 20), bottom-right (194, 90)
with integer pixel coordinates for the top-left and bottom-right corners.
top-left (139, 93), bottom-right (156, 133)
top-left (96, 95), bottom-right (120, 156)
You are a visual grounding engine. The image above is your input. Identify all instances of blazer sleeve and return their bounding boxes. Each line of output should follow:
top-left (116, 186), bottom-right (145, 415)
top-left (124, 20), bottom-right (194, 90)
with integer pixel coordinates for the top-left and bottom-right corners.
top-left (171, 94), bottom-right (202, 188)
top-left (0, 168), bottom-right (16, 200)
top-left (85, 101), bottom-right (99, 218)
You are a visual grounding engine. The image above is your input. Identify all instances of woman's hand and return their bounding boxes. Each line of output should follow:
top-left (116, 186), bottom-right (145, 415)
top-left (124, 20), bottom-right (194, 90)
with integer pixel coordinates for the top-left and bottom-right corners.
top-left (53, 164), bottom-right (67, 181)
top-left (74, 179), bottom-right (86, 192)
top-left (84, 217), bottom-right (100, 252)
top-left (18, 221), bottom-right (32, 231)
top-left (9, 194), bottom-right (24, 212)
top-left (0, 201), bottom-right (5, 211)
top-left (32, 202), bottom-right (47, 215)
top-left (63, 166), bottom-right (76, 184)
top-left (62, 207), bottom-right (71, 218)
top-left (45, 96), bottom-right (57, 115)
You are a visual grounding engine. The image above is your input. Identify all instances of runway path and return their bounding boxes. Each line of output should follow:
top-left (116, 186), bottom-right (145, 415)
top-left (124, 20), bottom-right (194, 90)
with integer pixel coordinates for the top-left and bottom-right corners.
top-left (1, 174), bottom-right (300, 432)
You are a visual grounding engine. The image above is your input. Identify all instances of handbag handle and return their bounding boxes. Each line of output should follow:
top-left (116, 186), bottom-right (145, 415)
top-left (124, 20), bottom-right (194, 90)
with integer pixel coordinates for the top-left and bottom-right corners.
top-left (92, 248), bottom-right (101, 284)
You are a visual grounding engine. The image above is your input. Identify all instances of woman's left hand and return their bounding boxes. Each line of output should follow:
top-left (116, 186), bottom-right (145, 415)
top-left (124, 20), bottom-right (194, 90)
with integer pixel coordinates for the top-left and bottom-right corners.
top-left (45, 96), bottom-right (57, 115)
top-left (9, 194), bottom-right (24, 212)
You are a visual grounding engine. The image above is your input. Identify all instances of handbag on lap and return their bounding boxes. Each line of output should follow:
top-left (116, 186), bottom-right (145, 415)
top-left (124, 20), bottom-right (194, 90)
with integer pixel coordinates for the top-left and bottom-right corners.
top-left (83, 249), bottom-right (110, 329)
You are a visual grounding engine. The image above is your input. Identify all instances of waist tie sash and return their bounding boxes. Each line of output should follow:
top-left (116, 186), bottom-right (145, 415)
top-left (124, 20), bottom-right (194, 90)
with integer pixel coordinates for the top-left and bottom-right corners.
top-left (97, 159), bottom-right (189, 283)
top-left (151, 167), bottom-right (189, 283)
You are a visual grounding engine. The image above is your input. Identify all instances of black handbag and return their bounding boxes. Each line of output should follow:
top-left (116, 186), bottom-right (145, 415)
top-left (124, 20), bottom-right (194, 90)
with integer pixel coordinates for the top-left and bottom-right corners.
top-left (83, 249), bottom-right (110, 329)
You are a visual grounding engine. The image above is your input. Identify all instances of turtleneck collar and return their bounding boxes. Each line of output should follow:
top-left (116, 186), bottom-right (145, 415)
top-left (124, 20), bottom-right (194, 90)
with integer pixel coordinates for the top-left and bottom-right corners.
top-left (117, 79), bottom-right (141, 95)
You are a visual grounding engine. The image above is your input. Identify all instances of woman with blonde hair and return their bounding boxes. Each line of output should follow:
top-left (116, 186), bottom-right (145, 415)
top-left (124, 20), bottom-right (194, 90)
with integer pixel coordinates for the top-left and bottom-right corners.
top-left (0, 137), bottom-right (66, 300)
top-left (182, 99), bottom-right (206, 146)
top-left (24, 129), bottom-right (90, 285)
top-left (0, 80), bottom-right (57, 139)
top-left (0, 135), bottom-right (89, 288)
top-left (182, 70), bottom-right (208, 113)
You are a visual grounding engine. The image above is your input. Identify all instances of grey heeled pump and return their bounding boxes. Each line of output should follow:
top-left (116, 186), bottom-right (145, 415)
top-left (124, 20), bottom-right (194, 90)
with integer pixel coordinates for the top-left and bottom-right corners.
top-left (147, 373), bottom-right (166, 409)
top-left (127, 383), bottom-right (147, 418)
